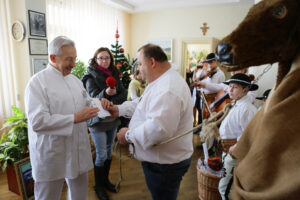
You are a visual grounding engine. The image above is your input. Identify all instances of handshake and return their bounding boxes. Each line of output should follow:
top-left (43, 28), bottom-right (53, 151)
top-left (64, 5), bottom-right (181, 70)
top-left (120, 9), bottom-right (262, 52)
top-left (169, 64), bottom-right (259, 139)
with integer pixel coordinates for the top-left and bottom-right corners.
top-left (100, 98), bottom-right (119, 118)
top-left (100, 98), bottom-right (131, 145)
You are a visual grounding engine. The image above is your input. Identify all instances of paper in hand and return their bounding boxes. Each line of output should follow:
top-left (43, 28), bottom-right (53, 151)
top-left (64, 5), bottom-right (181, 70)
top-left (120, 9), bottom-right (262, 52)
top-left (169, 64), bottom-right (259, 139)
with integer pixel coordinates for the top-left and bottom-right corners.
top-left (92, 98), bottom-right (111, 118)
top-left (202, 143), bottom-right (209, 165)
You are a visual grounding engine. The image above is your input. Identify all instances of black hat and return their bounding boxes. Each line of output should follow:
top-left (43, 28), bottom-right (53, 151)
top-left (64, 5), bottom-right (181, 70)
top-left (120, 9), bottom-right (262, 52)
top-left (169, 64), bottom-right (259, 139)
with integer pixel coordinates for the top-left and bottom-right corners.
top-left (256, 89), bottom-right (271, 100)
top-left (224, 73), bottom-right (259, 91)
top-left (202, 53), bottom-right (216, 63)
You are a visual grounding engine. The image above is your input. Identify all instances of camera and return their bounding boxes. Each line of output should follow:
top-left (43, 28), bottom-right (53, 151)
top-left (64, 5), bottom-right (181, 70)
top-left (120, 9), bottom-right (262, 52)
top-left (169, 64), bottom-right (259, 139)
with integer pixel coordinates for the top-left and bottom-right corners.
top-left (196, 65), bottom-right (203, 69)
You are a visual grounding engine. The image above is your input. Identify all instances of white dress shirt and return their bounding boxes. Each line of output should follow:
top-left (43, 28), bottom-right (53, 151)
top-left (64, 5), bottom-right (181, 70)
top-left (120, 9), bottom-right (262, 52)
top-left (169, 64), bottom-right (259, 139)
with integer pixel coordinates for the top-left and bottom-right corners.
top-left (192, 69), bottom-right (206, 105)
top-left (201, 68), bottom-right (225, 94)
top-left (25, 65), bottom-right (93, 182)
top-left (219, 95), bottom-right (257, 140)
top-left (205, 82), bottom-right (258, 104)
top-left (118, 68), bottom-right (194, 164)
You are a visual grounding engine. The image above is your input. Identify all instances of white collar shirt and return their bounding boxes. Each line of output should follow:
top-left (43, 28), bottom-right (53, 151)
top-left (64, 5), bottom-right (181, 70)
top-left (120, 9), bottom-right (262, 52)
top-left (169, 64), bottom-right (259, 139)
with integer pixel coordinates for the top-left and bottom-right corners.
top-left (200, 68), bottom-right (225, 94)
top-left (219, 95), bottom-right (257, 140)
top-left (205, 82), bottom-right (259, 104)
top-left (25, 65), bottom-right (93, 182)
top-left (118, 68), bottom-right (193, 164)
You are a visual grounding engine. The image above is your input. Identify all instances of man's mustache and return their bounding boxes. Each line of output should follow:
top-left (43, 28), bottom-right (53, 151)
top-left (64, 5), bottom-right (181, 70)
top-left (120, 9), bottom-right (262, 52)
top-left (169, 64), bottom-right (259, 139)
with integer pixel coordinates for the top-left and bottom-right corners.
top-left (65, 66), bottom-right (73, 70)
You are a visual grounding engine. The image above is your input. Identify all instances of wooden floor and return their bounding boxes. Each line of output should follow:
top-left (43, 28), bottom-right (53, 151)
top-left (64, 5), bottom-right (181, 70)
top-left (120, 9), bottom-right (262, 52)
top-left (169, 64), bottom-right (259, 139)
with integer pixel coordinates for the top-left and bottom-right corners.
top-left (0, 135), bottom-right (202, 200)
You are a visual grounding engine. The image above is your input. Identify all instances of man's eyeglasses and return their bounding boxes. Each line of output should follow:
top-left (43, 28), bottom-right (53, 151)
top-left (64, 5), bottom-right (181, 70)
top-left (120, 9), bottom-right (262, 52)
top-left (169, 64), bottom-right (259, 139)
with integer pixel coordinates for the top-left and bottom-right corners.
top-left (97, 57), bottom-right (111, 61)
top-left (64, 57), bottom-right (78, 63)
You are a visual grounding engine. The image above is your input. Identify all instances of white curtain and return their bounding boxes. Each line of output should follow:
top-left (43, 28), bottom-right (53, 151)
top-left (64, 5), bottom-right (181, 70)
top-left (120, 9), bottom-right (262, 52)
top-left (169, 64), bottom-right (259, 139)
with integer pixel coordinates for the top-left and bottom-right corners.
top-left (46, 0), bottom-right (130, 65)
top-left (0, 0), bottom-right (19, 127)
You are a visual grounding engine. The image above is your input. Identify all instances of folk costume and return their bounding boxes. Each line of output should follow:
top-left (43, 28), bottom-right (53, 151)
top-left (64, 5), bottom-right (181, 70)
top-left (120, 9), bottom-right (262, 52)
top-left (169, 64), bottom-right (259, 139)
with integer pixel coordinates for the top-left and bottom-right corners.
top-left (197, 53), bottom-right (226, 133)
top-left (217, 74), bottom-right (258, 200)
top-left (231, 53), bottom-right (300, 200)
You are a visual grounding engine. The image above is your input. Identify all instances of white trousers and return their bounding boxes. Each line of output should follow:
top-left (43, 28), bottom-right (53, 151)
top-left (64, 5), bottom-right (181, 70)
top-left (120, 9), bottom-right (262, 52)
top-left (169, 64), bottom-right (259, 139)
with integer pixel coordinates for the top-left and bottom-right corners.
top-left (218, 153), bottom-right (237, 200)
top-left (34, 172), bottom-right (88, 200)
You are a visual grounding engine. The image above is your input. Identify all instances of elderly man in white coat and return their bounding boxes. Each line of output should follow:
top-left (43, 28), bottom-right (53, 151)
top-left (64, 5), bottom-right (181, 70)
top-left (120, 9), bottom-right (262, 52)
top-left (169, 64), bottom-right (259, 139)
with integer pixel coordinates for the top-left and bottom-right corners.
top-left (25, 36), bottom-right (99, 200)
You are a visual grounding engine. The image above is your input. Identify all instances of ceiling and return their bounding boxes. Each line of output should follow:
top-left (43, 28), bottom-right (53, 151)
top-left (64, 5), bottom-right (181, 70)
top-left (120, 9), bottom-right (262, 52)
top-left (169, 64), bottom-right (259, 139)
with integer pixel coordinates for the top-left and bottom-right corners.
top-left (101, 0), bottom-right (255, 13)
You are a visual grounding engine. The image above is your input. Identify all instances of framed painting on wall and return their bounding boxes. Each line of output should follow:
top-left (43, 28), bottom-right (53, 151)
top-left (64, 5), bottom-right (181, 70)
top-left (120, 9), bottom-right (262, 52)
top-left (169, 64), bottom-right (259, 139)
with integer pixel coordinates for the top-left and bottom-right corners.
top-left (28, 38), bottom-right (48, 55)
top-left (149, 39), bottom-right (173, 62)
top-left (32, 58), bottom-right (48, 75)
top-left (28, 10), bottom-right (46, 37)
top-left (14, 157), bottom-right (34, 200)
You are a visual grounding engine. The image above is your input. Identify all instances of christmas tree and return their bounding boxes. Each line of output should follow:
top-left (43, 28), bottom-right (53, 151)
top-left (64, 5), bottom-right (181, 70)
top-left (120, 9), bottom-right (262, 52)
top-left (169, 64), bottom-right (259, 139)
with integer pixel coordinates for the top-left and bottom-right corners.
top-left (111, 27), bottom-right (136, 89)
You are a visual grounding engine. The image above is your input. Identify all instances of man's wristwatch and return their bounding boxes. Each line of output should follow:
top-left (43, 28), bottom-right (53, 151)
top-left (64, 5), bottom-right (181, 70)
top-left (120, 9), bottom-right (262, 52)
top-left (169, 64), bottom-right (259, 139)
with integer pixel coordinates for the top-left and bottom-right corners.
top-left (125, 130), bottom-right (133, 143)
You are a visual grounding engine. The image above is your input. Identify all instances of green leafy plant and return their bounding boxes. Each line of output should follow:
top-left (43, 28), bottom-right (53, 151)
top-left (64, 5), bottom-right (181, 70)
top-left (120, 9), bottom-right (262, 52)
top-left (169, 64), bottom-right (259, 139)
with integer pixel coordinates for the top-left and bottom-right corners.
top-left (0, 106), bottom-right (28, 172)
top-left (71, 60), bottom-right (87, 80)
top-left (127, 53), bottom-right (137, 74)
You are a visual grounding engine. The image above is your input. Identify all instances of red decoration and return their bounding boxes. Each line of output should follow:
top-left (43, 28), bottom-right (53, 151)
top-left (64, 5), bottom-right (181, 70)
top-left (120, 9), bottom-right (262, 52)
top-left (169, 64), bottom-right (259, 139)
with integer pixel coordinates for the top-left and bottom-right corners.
top-left (116, 62), bottom-right (122, 68)
top-left (115, 24), bottom-right (120, 39)
top-left (208, 157), bottom-right (222, 171)
top-left (106, 76), bottom-right (116, 88)
top-left (120, 48), bottom-right (124, 52)
top-left (123, 61), bottom-right (128, 65)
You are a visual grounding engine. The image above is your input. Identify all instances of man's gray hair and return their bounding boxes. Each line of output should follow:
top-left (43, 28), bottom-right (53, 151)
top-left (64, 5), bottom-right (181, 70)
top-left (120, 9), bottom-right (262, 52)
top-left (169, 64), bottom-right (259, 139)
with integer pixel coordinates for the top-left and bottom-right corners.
top-left (48, 36), bottom-right (75, 56)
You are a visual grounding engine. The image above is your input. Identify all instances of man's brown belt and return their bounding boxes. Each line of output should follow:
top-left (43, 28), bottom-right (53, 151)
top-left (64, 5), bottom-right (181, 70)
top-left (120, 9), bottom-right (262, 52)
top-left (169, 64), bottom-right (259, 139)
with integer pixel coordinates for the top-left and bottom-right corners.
top-left (218, 138), bottom-right (237, 154)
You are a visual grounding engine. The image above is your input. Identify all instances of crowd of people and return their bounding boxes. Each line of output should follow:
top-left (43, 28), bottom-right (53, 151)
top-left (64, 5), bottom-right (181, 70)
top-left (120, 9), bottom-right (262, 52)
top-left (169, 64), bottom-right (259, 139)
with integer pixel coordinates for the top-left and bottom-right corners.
top-left (25, 35), bottom-right (271, 200)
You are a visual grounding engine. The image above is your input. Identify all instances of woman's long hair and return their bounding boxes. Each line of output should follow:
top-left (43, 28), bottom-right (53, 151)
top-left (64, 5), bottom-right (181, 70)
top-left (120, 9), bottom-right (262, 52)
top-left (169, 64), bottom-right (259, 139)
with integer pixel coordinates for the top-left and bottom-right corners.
top-left (88, 47), bottom-right (119, 76)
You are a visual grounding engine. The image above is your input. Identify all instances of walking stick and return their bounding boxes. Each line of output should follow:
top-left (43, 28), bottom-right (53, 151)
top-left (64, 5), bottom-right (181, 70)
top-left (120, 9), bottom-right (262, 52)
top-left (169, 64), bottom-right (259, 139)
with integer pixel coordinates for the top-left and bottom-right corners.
top-left (115, 141), bottom-right (122, 192)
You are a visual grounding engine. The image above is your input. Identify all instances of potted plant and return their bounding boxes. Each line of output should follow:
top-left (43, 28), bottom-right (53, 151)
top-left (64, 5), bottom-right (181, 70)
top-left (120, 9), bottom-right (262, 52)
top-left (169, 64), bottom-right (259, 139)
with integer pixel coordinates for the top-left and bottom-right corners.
top-left (0, 106), bottom-right (28, 194)
top-left (71, 60), bottom-right (87, 80)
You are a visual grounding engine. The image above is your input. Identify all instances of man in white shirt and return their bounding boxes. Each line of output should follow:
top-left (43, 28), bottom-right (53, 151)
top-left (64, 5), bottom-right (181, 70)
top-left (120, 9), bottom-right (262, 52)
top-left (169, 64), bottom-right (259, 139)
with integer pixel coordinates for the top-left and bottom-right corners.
top-left (194, 53), bottom-right (225, 131)
top-left (102, 44), bottom-right (193, 200)
top-left (25, 36), bottom-right (99, 200)
top-left (200, 53), bottom-right (226, 95)
top-left (196, 68), bottom-right (258, 104)
top-left (217, 73), bottom-right (258, 200)
top-left (192, 58), bottom-right (207, 126)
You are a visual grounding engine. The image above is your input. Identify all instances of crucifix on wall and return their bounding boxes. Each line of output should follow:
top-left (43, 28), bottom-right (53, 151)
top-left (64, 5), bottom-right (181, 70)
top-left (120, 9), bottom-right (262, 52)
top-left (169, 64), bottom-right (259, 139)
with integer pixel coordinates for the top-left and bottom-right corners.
top-left (200, 22), bottom-right (209, 36)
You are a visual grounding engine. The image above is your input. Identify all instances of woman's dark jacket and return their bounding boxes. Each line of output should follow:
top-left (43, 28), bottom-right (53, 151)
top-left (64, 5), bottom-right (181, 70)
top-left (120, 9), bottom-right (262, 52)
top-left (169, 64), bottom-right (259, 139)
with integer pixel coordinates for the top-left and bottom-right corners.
top-left (82, 66), bottom-right (127, 130)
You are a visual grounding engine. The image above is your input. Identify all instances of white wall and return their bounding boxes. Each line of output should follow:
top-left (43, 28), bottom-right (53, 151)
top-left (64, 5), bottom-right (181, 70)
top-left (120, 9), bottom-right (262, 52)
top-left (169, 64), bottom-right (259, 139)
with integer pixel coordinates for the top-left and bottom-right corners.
top-left (130, 4), bottom-right (277, 104)
top-left (8, 0), bottom-right (43, 111)
top-left (130, 5), bottom-right (252, 73)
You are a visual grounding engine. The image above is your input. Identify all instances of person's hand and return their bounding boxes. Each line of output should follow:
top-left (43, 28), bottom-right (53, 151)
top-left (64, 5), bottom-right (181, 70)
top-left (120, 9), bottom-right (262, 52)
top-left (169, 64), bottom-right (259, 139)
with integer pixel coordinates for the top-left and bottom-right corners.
top-left (117, 127), bottom-right (130, 145)
top-left (101, 98), bottom-right (113, 110)
top-left (74, 107), bottom-right (99, 123)
top-left (100, 98), bottom-right (119, 118)
top-left (105, 87), bottom-right (117, 96)
top-left (195, 81), bottom-right (206, 88)
top-left (229, 145), bottom-right (235, 155)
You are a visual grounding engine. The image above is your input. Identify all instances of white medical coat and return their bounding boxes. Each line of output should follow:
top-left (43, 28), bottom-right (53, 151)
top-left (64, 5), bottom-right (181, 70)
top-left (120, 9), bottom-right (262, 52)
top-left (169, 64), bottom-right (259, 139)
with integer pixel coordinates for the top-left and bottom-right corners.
top-left (25, 65), bottom-right (93, 182)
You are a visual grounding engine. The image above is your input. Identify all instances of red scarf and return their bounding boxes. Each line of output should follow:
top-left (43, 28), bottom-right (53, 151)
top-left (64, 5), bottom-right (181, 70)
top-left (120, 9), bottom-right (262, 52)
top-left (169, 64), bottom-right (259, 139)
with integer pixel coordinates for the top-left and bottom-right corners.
top-left (95, 65), bottom-right (112, 77)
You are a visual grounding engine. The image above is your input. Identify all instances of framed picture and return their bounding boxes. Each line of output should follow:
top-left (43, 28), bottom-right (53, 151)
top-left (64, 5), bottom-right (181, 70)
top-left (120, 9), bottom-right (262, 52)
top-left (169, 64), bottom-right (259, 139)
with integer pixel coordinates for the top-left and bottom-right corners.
top-left (32, 58), bottom-right (48, 75)
top-left (14, 157), bottom-right (34, 200)
top-left (149, 39), bottom-right (173, 62)
top-left (28, 10), bottom-right (46, 37)
top-left (29, 38), bottom-right (48, 55)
